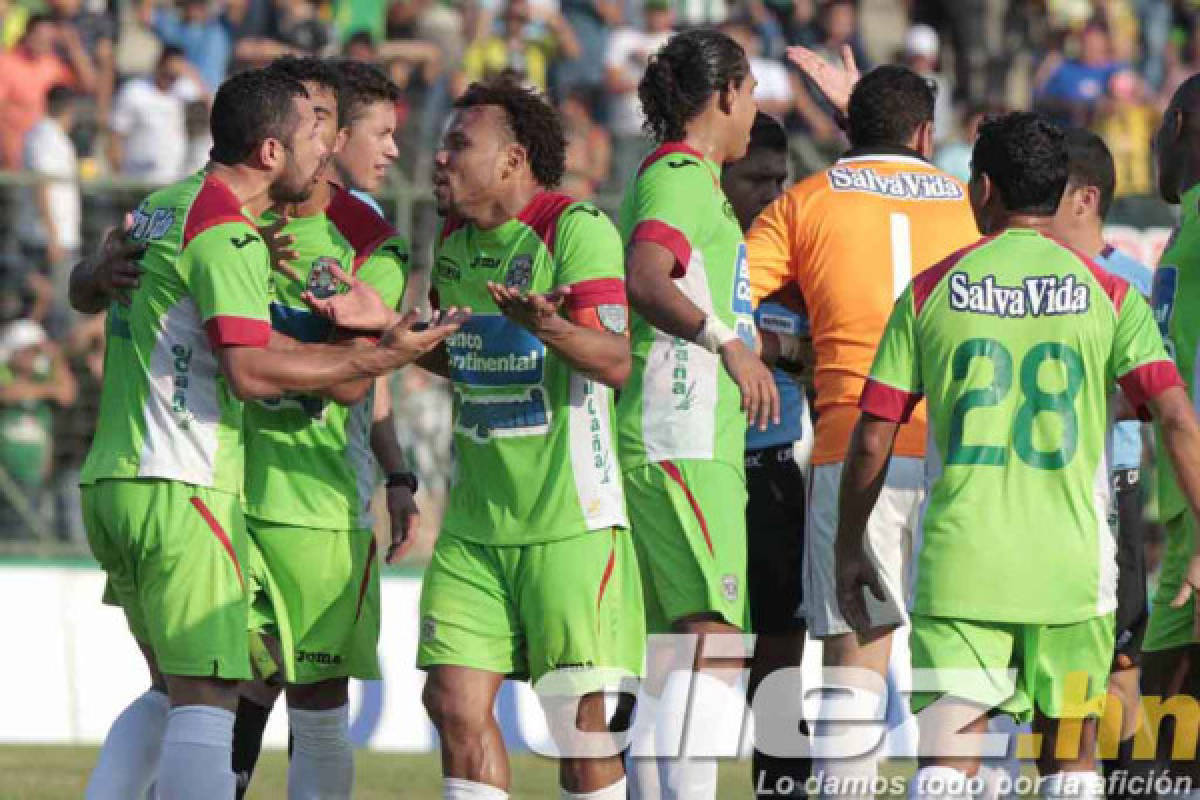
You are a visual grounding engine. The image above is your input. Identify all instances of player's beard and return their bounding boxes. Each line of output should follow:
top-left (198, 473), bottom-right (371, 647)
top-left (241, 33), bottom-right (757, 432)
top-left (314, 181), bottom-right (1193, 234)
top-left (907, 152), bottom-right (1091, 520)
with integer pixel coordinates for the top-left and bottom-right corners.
top-left (270, 160), bottom-right (319, 205)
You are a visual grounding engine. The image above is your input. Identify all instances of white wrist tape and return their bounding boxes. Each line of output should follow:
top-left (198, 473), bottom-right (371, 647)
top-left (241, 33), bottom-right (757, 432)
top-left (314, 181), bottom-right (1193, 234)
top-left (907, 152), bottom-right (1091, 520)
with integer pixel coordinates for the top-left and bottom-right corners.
top-left (695, 315), bottom-right (737, 354)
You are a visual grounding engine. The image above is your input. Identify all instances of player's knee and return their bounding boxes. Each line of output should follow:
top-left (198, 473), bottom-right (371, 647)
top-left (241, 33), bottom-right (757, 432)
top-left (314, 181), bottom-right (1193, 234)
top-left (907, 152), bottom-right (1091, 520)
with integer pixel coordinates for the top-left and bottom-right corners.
top-left (286, 678), bottom-right (347, 711)
top-left (422, 681), bottom-right (488, 736)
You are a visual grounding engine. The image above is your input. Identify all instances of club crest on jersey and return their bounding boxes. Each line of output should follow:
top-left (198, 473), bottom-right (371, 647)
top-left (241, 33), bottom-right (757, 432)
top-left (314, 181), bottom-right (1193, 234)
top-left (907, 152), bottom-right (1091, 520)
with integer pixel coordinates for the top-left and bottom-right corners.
top-left (307, 257), bottom-right (345, 298)
top-left (597, 304), bottom-right (627, 334)
top-left (948, 272), bottom-right (1090, 318)
top-left (129, 203), bottom-right (175, 241)
top-left (721, 574), bottom-right (739, 602)
top-left (504, 255), bottom-right (533, 290)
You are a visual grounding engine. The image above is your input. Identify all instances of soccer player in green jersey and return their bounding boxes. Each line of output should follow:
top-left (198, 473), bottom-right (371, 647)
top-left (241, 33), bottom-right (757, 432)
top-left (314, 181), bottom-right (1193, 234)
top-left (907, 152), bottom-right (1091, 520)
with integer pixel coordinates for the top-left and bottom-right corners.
top-left (1140, 73), bottom-right (1200, 795)
top-left (224, 57), bottom-right (412, 799)
top-left (310, 76), bottom-right (644, 800)
top-left (71, 69), bottom-right (464, 800)
top-left (837, 112), bottom-right (1200, 799)
top-left (614, 28), bottom-right (775, 800)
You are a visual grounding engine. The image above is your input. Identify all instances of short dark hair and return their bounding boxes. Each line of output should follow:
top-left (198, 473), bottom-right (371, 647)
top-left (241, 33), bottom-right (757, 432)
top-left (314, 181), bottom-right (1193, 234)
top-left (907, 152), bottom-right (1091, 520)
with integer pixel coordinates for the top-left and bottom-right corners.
top-left (1064, 127), bottom-right (1116, 218)
top-left (209, 68), bottom-right (309, 166)
top-left (23, 13), bottom-right (52, 34)
top-left (266, 55), bottom-right (341, 96)
top-left (330, 59), bottom-right (400, 128)
top-left (846, 65), bottom-right (936, 149)
top-left (46, 85), bottom-right (75, 116)
top-left (972, 111), bottom-right (1068, 216)
top-left (639, 28), bottom-right (749, 143)
top-left (746, 111), bottom-right (787, 154)
top-left (343, 30), bottom-right (376, 53)
top-left (455, 77), bottom-right (566, 189)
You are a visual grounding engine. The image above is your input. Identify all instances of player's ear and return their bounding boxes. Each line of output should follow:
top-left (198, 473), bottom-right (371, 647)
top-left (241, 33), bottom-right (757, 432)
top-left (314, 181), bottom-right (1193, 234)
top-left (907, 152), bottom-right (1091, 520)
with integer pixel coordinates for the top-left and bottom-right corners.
top-left (717, 81), bottom-right (736, 116)
top-left (502, 141), bottom-right (526, 181)
top-left (256, 137), bottom-right (284, 171)
top-left (333, 127), bottom-right (349, 156)
top-left (914, 120), bottom-right (935, 159)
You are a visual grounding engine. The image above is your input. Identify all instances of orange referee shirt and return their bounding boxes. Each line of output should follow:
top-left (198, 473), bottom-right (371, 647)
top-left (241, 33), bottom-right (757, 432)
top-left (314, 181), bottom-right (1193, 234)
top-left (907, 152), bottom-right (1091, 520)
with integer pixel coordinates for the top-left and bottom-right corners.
top-left (746, 149), bottom-right (979, 466)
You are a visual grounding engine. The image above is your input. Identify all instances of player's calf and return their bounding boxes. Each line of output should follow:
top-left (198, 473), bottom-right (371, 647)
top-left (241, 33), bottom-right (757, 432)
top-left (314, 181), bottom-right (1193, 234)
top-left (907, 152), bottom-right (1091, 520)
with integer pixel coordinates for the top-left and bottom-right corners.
top-left (423, 665), bottom-right (511, 793)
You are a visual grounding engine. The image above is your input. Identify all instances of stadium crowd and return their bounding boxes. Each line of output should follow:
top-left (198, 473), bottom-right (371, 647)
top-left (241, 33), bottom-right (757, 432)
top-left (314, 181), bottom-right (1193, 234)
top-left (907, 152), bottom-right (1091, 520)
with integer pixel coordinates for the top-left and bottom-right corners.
top-left (0, 0), bottom-right (1198, 556)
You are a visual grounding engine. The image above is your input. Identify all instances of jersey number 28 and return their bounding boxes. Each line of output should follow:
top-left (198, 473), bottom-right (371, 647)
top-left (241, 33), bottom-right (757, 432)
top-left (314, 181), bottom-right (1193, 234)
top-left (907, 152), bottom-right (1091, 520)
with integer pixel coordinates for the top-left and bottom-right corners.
top-left (947, 338), bottom-right (1084, 470)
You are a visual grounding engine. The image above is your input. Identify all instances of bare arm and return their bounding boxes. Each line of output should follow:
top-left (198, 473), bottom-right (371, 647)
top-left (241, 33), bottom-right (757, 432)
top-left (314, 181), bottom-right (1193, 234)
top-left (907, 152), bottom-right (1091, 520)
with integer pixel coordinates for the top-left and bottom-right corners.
top-left (546, 12), bottom-right (581, 61)
top-left (45, 344), bottom-right (77, 407)
top-left (58, 25), bottom-right (97, 94)
top-left (834, 413), bottom-right (898, 631)
top-left (69, 222), bottom-right (145, 313)
top-left (371, 376), bottom-right (421, 562)
top-left (1149, 387), bottom-right (1200, 633)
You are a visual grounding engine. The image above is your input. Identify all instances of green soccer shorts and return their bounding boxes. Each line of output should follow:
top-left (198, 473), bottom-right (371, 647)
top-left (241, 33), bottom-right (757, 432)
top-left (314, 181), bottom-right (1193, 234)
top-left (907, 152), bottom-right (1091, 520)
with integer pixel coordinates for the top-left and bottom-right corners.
top-left (246, 520), bottom-right (381, 684)
top-left (417, 527), bottom-right (644, 692)
top-left (624, 459), bottom-right (750, 633)
top-left (1143, 511), bottom-right (1198, 653)
top-left (84, 477), bottom-right (251, 680)
top-left (909, 613), bottom-right (1115, 723)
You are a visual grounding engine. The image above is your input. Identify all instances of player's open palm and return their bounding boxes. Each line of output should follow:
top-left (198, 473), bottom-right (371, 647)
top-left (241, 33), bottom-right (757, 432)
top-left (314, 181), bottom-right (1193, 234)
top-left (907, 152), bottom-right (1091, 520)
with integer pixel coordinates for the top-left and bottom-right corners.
top-left (303, 263), bottom-right (394, 331)
top-left (836, 550), bottom-right (886, 633)
top-left (487, 281), bottom-right (567, 334)
top-left (785, 43), bottom-right (859, 113)
top-left (1170, 552), bottom-right (1200, 639)
top-left (258, 213), bottom-right (301, 283)
top-left (720, 339), bottom-right (780, 431)
top-left (385, 485), bottom-right (420, 564)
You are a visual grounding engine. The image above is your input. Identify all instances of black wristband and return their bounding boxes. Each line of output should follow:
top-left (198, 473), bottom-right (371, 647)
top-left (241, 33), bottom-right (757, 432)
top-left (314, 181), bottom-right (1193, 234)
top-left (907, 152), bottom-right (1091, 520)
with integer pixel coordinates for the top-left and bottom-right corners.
top-left (386, 471), bottom-right (418, 492)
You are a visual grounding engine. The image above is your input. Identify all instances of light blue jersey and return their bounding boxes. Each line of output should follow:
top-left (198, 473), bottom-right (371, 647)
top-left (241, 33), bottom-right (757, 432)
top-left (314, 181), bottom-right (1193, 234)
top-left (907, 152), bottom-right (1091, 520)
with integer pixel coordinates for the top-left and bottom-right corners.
top-left (1096, 244), bottom-right (1153, 471)
top-left (747, 301), bottom-right (812, 452)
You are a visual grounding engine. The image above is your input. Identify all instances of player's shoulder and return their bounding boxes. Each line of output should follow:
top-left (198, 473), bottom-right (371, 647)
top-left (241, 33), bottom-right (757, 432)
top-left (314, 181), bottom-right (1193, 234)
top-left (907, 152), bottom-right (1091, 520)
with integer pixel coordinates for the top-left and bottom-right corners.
top-left (633, 142), bottom-right (714, 190)
top-left (908, 233), bottom-right (1001, 314)
top-left (326, 183), bottom-right (396, 256)
top-left (177, 171), bottom-right (257, 252)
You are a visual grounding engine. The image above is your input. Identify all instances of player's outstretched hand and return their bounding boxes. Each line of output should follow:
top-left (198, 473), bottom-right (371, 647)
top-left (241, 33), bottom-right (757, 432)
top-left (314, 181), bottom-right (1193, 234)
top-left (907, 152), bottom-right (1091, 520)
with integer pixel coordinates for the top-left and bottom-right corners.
top-left (836, 550), bottom-right (887, 633)
top-left (303, 263), bottom-right (396, 332)
top-left (487, 281), bottom-right (567, 334)
top-left (93, 213), bottom-right (147, 306)
top-left (379, 307), bottom-right (471, 366)
top-left (258, 213), bottom-right (301, 283)
top-left (1169, 552), bottom-right (1200, 640)
top-left (720, 339), bottom-right (780, 432)
top-left (385, 485), bottom-right (420, 564)
top-left (786, 43), bottom-right (859, 114)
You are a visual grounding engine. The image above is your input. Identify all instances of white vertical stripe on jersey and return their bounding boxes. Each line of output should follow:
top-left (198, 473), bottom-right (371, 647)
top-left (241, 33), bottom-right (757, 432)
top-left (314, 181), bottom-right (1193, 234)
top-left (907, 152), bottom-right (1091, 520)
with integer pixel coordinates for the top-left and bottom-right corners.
top-left (138, 297), bottom-right (220, 487)
top-left (642, 250), bottom-right (719, 463)
top-left (566, 372), bottom-right (627, 531)
top-left (1093, 448), bottom-right (1118, 616)
top-left (349, 386), bottom-right (376, 530)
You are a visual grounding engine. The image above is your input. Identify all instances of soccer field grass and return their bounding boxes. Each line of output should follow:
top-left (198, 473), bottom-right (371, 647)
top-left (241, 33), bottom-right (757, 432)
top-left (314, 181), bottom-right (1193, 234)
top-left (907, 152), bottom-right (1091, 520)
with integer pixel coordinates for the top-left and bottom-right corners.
top-left (0, 746), bottom-right (764, 798)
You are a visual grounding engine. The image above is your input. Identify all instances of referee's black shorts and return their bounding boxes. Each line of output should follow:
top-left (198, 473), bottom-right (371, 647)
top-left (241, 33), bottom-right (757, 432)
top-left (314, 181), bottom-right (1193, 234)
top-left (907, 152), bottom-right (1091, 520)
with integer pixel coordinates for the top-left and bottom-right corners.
top-left (746, 443), bottom-right (806, 636)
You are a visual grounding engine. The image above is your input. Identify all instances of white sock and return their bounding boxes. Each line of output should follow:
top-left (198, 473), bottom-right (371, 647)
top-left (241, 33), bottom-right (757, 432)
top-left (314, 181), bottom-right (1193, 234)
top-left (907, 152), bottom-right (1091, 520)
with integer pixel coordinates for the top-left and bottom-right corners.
top-left (813, 688), bottom-right (887, 800)
top-left (287, 704), bottom-right (354, 800)
top-left (561, 776), bottom-right (627, 799)
top-left (626, 691), bottom-right (661, 800)
top-left (1039, 771), bottom-right (1105, 800)
top-left (85, 688), bottom-right (169, 800)
top-left (443, 777), bottom-right (509, 799)
top-left (658, 671), bottom-right (741, 800)
top-left (909, 766), bottom-right (973, 800)
top-left (156, 705), bottom-right (236, 800)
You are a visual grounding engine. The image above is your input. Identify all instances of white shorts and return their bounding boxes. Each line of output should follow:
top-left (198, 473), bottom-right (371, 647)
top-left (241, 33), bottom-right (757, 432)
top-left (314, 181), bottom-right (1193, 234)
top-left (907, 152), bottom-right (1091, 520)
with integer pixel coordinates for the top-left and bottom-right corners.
top-left (801, 456), bottom-right (924, 638)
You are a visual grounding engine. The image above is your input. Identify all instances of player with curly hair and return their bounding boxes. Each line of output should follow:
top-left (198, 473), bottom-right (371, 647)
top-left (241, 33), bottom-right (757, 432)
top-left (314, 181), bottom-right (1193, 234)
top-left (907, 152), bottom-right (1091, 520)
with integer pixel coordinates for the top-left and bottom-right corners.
top-left (389, 76), bottom-right (643, 800)
top-left (614, 27), bottom-right (775, 800)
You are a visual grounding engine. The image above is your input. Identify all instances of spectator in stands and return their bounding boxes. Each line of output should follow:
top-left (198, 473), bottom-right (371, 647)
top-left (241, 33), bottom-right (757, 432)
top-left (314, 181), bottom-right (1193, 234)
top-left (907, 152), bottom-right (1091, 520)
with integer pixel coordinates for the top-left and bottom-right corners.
top-left (901, 23), bottom-right (953, 146)
top-left (108, 46), bottom-right (205, 184)
top-left (1035, 19), bottom-right (1124, 126)
top-left (560, 86), bottom-right (610, 198)
top-left (232, 0), bottom-right (335, 68)
top-left (457, 0), bottom-right (581, 95)
top-left (0, 15), bottom-right (95, 170)
top-left (0, 316), bottom-right (76, 540)
top-left (0, 0), bottom-right (29, 49)
top-left (181, 97), bottom-right (212, 174)
top-left (721, 20), bottom-right (793, 117)
top-left (46, 0), bottom-right (115, 123)
top-left (140, 0), bottom-right (232, 93)
top-left (555, 0), bottom-right (622, 97)
top-left (16, 86), bottom-right (80, 325)
top-left (1093, 68), bottom-right (1158, 197)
